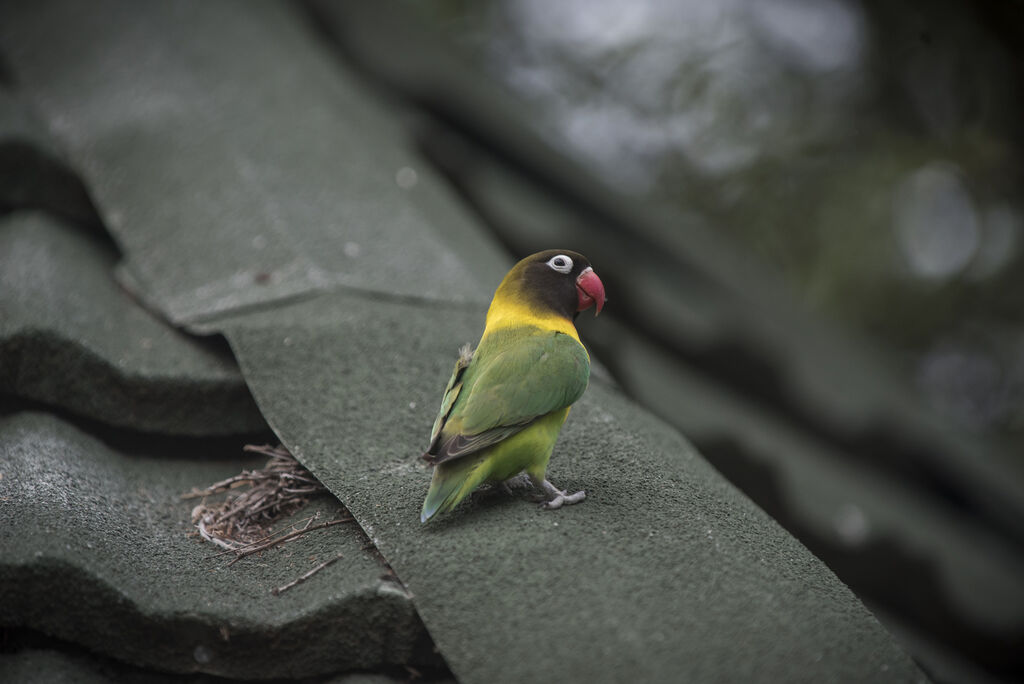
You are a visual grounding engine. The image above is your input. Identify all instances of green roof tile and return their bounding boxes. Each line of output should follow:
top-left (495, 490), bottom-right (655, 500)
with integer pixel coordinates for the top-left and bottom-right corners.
top-left (0, 412), bottom-right (438, 678)
top-left (0, 86), bottom-right (96, 223)
top-left (0, 213), bottom-right (265, 436)
top-left (0, 649), bottom-right (447, 684)
top-left (0, 0), bottom-right (507, 325)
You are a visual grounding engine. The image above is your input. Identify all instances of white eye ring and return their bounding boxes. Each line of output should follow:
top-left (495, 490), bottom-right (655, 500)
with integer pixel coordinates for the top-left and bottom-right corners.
top-left (546, 254), bottom-right (573, 274)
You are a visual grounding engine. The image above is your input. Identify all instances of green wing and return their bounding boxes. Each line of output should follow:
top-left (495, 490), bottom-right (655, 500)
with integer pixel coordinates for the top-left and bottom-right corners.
top-left (428, 344), bottom-right (474, 450)
top-left (426, 329), bottom-right (589, 465)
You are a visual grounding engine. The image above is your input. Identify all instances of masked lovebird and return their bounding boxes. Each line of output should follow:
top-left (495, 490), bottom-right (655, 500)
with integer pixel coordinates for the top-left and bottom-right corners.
top-left (420, 249), bottom-right (606, 523)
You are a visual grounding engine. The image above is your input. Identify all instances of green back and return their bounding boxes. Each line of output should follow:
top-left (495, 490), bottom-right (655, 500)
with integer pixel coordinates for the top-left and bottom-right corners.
top-left (427, 326), bottom-right (589, 464)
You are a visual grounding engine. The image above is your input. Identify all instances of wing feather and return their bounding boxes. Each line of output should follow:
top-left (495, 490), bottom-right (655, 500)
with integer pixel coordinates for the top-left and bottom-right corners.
top-left (426, 344), bottom-right (474, 454)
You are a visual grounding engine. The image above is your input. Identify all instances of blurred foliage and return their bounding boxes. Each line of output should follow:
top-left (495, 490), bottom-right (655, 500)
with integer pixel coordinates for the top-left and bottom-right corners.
top-left (413, 0), bottom-right (1024, 446)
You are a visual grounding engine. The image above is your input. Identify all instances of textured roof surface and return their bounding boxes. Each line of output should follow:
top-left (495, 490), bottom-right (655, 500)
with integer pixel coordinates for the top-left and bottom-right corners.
top-left (0, 412), bottom-right (435, 679)
top-left (0, 213), bottom-right (265, 435)
top-left (0, 0), bottom-right (502, 325)
top-left (216, 291), bottom-right (924, 682)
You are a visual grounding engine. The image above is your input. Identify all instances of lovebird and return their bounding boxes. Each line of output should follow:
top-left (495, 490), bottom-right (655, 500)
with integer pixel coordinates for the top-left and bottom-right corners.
top-left (420, 249), bottom-right (606, 522)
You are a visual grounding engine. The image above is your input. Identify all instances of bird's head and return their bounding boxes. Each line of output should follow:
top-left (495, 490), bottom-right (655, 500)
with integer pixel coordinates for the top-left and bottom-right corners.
top-left (496, 249), bottom-right (606, 321)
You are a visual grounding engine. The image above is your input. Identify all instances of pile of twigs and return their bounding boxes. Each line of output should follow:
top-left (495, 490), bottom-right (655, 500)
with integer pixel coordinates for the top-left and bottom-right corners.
top-left (183, 444), bottom-right (333, 551)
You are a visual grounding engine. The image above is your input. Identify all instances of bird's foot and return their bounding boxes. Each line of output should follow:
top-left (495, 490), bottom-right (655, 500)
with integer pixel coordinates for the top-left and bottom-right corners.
top-left (529, 475), bottom-right (586, 510)
top-left (541, 488), bottom-right (586, 510)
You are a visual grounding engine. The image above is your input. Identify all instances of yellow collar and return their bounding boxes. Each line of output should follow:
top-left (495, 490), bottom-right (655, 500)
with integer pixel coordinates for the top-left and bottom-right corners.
top-left (481, 298), bottom-right (581, 343)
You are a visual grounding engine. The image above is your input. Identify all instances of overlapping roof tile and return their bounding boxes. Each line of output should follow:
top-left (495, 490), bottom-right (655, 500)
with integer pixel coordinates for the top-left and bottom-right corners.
top-left (0, 412), bottom-right (439, 679)
top-left (0, 212), bottom-right (264, 435)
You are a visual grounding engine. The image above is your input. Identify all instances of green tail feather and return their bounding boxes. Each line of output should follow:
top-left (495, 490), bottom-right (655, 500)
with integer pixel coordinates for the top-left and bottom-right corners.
top-left (421, 457), bottom-right (486, 523)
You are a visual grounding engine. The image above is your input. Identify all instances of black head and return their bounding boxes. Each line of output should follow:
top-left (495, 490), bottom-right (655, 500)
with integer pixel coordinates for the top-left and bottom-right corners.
top-left (505, 249), bottom-right (605, 320)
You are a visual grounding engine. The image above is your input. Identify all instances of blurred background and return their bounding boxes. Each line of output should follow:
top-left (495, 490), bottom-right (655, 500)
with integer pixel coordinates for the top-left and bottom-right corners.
top-left (416, 0), bottom-right (1024, 448)
top-left (307, 1), bottom-right (1024, 681)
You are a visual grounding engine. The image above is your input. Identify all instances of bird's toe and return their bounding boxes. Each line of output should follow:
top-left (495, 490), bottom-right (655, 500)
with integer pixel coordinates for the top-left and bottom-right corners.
top-left (564, 490), bottom-right (586, 504)
top-left (540, 489), bottom-right (586, 510)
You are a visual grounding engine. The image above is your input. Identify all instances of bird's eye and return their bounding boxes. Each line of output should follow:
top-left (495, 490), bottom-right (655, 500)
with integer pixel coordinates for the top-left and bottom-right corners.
top-left (546, 255), bottom-right (573, 274)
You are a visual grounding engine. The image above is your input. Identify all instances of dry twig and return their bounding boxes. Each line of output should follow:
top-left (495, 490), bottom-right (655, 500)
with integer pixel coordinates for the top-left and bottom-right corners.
top-left (227, 518), bottom-right (351, 566)
top-left (272, 553), bottom-right (345, 595)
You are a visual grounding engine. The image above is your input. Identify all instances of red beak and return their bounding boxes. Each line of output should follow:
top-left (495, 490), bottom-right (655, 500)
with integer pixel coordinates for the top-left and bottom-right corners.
top-left (576, 267), bottom-right (606, 315)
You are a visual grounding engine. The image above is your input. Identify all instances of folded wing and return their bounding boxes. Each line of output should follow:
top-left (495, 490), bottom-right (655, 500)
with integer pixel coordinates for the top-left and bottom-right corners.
top-left (424, 331), bottom-right (589, 466)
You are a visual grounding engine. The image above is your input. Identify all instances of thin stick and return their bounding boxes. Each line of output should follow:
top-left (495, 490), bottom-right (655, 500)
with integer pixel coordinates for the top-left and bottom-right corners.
top-left (243, 444), bottom-right (289, 458)
top-left (181, 473), bottom-right (258, 499)
top-left (197, 517), bottom-right (241, 551)
top-left (227, 518), bottom-right (353, 566)
top-left (205, 513), bottom-right (321, 559)
top-left (271, 553), bottom-right (344, 596)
